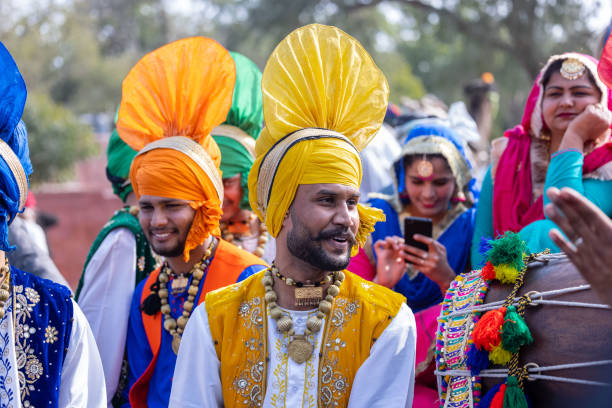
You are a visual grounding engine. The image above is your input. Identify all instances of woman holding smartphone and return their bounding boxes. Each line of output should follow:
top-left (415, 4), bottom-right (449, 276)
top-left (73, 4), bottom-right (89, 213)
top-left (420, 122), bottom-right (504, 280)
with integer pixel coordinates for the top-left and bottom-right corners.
top-left (349, 121), bottom-right (477, 312)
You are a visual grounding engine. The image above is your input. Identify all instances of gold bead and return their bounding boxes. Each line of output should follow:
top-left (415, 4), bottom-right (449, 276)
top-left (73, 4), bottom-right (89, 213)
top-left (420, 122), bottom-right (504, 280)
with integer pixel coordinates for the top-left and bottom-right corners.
top-left (327, 285), bottom-right (340, 297)
top-left (336, 271), bottom-right (345, 282)
top-left (288, 328), bottom-right (295, 336)
top-left (159, 273), bottom-right (169, 283)
top-left (316, 311), bottom-right (325, 319)
top-left (161, 304), bottom-right (171, 315)
top-left (183, 301), bottom-right (194, 312)
top-left (319, 300), bottom-right (332, 314)
top-left (164, 318), bottom-right (177, 331)
top-left (304, 328), bottom-right (312, 336)
top-left (262, 275), bottom-right (273, 287)
top-left (285, 277), bottom-right (295, 286)
top-left (276, 316), bottom-right (293, 332)
top-left (334, 280), bottom-right (342, 287)
top-left (270, 308), bottom-right (282, 320)
top-left (306, 316), bottom-right (322, 332)
top-left (193, 269), bottom-right (204, 281)
top-left (253, 248), bottom-right (264, 257)
top-left (325, 294), bottom-right (334, 303)
top-left (0, 290), bottom-right (9, 302)
top-left (158, 288), bottom-right (168, 298)
top-left (177, 316), bottom-right (189, 329)
top-left (264, 291), bottom-right (277, 303)
top-left (204, 249), bottom-right (212, 257)
top-left (267, 301), bottom-right (277, 309)
top-left (188, 286), bottom-right (199, 296)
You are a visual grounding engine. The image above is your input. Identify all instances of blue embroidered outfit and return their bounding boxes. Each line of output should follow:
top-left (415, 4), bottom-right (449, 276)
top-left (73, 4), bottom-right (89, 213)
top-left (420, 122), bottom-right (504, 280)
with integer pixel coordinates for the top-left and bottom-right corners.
top-left (0, 41), bottom-right (106, 407)
top-left (369, 122), bottom-right (477, 312)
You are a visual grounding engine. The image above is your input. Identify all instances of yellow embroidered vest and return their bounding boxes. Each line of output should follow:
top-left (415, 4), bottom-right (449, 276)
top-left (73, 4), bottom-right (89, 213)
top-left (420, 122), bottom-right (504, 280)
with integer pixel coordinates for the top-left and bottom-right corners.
top-left (205, 270), bottom-right (406, 408)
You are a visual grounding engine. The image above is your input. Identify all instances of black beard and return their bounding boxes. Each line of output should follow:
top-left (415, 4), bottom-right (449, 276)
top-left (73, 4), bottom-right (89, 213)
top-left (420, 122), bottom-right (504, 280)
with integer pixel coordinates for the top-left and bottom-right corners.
top-left (286, 210), bottom-right (355, 271)
top-left (150, 242), bottom-right (185, 258)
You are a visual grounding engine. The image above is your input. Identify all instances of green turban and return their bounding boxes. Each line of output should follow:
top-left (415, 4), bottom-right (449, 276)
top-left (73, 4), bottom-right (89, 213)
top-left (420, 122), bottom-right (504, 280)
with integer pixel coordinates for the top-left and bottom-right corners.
top-left (106, 128), bottom-right (138, 202)
top-left (212, 51), bottom-right (263, 210)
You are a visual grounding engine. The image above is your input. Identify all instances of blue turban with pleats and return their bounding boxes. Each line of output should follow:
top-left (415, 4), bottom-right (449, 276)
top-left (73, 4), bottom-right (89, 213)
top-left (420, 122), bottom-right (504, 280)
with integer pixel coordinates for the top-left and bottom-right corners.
top-left (0, 42), bottom-right (32, 251)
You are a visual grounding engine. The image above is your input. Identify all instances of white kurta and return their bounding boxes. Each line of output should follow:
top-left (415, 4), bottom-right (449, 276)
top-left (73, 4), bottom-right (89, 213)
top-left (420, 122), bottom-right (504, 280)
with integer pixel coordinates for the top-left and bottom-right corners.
top-left (169, 302), bottom-right (416, 407)
top-left (78, 227), bottom-right (137, 406)
top-left (0, 297), bottom-right (106, 407)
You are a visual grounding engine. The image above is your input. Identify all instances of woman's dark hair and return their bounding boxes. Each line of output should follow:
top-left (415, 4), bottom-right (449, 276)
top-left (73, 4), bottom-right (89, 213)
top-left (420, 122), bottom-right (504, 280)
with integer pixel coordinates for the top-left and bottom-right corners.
top-left (541, 58), bottom-right (599, 90)
top-left (403, 153), bottom-right (451, 173)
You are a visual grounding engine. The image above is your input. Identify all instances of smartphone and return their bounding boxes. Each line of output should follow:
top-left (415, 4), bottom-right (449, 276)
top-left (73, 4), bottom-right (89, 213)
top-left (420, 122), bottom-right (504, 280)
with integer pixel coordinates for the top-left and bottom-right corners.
top-left (404, 216), bottom-right (433, 252)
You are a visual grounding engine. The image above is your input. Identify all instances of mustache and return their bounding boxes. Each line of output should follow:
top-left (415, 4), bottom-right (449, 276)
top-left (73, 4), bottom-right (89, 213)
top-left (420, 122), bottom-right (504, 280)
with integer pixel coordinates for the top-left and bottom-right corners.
top-left (314, 228), bottom-right (357, 245)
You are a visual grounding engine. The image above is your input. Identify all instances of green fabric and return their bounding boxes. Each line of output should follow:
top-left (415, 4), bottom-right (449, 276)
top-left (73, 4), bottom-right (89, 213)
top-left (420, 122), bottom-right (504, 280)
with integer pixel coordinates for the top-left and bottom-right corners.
top-left (106, 129), bottom-right (138, 202)
top-left (213, 51), bottom-right (263, 210)
top-left (75, 207), bottom-right (157, 300)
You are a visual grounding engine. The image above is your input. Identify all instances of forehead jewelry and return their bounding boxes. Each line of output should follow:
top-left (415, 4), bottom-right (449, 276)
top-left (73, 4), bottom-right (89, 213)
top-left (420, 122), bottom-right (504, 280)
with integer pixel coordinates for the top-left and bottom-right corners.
top-left (560, 58), bottom-right (586, 81)
top-left (415, 155), bottom-right (434, 180)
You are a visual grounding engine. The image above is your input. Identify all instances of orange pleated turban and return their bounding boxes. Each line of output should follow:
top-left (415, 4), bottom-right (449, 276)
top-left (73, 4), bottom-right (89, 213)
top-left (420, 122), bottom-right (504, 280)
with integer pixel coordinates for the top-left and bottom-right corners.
top-left (248, 24), bottom-right (389, 255)
top-left (117, 37), bottom-right (236, 261)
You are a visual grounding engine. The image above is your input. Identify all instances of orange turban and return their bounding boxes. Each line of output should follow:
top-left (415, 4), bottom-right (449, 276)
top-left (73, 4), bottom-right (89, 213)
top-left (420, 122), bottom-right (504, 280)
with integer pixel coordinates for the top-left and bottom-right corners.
top-left (117, 37), bottom-right (236, 261)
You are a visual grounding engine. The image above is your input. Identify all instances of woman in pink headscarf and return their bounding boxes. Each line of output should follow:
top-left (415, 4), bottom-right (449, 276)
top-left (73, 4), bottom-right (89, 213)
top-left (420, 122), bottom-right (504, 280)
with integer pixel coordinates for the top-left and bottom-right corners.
top-left (471, 53), bottom-right (612, 267)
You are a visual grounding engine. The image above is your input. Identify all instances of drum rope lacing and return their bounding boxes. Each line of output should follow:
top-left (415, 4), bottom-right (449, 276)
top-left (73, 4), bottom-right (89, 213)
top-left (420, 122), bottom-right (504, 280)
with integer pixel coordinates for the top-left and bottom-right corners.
top-left (436, 245), bottom-right (612, 407)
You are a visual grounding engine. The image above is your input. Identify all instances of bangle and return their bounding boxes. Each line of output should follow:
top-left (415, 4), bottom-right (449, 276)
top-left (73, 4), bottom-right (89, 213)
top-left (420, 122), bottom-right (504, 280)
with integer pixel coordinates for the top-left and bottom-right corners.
top-left (551, 148), bottom-right (582, 159)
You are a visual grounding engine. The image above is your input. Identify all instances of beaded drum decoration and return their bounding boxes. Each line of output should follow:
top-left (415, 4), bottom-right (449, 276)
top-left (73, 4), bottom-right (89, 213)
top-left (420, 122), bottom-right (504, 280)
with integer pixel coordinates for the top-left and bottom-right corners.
top-left (436, 270), bottom-right (489, 408)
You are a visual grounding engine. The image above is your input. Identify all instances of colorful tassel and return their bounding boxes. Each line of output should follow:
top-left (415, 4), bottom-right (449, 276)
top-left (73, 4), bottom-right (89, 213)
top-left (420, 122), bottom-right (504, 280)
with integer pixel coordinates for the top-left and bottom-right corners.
top-left (477, 382), bottom-right (503, 408)
top-left (503, 375), bottom-right (528, 408)
top-left (489, 344), bottom-right (513, 365)
top-left (487, 231), bottom-right (526, 270)
top-left (494, 263), bottom-right (520, 284)
top-left (481, 261), bottom-right (496, 280)
top-left (473, 307), bottom-right (506, 351)
top-left (501, 305), bottom-right (533, 353)
top-left (467, 344), bottom-right (489, 375)
top-left (489, 383), bottom-right (506, 408)
top-left (478, 236), bottom-right (493, 261)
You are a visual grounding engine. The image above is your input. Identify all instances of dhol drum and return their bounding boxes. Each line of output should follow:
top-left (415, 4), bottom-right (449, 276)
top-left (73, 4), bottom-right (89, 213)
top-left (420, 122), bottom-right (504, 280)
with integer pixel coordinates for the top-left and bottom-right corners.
top-left (435, 253), bottom-right (612, 408)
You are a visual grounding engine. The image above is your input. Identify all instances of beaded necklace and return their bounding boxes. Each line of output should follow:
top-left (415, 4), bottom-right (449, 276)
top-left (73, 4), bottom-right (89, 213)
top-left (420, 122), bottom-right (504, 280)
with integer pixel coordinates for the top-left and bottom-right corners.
top-left (0, 258), bottom-right (10, 319)
top-left (158, 238), bottom-right (216, 354)
top-left (271, 263), bottom-right (331, 307)
top-left (262, 267), bottom-right (344, 364)
top-left (221, 217), bottom-right (268, 258)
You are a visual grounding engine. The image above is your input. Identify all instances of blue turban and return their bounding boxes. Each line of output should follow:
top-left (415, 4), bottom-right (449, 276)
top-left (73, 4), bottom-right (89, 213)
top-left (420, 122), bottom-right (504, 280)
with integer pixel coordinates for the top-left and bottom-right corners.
top-left (0, 42), bottom-right (32, 251)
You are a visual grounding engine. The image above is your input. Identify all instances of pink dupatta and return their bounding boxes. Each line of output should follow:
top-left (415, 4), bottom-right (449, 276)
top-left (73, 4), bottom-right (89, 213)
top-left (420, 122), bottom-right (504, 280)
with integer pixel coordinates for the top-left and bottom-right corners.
top-left (493, 53), bottom-right (612, 234)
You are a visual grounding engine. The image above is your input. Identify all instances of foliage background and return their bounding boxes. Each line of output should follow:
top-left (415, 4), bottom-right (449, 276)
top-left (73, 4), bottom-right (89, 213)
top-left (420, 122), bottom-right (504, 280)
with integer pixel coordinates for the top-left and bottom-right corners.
top-left (0, 0), bottom-right (608, 184)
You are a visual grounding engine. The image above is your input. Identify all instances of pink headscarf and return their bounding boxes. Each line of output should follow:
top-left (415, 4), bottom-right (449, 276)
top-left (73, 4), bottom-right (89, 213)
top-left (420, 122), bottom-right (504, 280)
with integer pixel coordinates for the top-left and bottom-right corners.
top-left (493, 53), bottom-right (612, 234)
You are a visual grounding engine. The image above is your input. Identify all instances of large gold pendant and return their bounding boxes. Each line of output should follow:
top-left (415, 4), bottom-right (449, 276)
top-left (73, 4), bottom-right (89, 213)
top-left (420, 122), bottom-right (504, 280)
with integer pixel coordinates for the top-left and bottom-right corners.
top-left (287, 335), bottom-right (313, 364)
top-left (171, 334), bottom-right (182, 355)
top-left (171, 275), bottom-right (189, 295)
top-left (294, 286), bottom-right (323, 307)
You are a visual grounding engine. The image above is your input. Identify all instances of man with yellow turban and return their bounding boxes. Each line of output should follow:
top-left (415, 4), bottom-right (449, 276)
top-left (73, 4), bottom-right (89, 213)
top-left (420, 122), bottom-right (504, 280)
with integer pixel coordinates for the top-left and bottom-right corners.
top-left (116, 37), bottom-right (268, 408)
top-left (170, 24), bottom-right (416, 407)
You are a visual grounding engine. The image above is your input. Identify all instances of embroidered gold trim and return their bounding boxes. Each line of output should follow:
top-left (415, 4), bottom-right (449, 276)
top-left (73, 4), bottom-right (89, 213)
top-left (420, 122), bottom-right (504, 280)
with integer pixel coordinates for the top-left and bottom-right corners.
top-left (137, 136), bottom-right (223, 202)
top-left (0, 139), bottom-right (27, 212)
top-left (256, 128), bottom-right (356, 217)
top-left (213, 125), bottom-right (256, 158)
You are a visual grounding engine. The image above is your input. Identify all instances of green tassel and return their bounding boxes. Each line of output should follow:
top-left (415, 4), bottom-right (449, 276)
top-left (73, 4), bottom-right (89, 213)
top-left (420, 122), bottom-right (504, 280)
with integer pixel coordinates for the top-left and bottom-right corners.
top-left (503, 375), bottom-right (528, 408)
top-left (501, 305), bottom-right (533, 353)
top-left (487, 232), bottom-right (526, 271)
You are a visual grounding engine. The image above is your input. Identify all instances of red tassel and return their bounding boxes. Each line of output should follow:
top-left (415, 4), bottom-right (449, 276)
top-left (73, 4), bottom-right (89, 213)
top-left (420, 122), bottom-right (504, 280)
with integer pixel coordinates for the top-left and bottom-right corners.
top-left (490, 383), bottom-right (507, 408)
top-left (472, 307), bottom-right (506, 351)
top-left (481, 261), bottom-right (496, 280)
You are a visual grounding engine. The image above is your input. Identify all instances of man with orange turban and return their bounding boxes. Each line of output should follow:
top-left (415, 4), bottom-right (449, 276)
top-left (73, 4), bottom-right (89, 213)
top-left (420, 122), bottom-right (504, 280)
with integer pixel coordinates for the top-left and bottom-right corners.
top-left (116, 37), bottom-right (267, 408)
top-left (170, 24), bottom-right (416, 407)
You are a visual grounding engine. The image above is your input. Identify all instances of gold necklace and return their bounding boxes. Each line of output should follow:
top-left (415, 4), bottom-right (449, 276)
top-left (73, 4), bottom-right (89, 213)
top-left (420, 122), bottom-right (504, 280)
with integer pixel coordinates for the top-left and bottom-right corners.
top-left (0, 259), bottom-right (10, 319)
top-left (221, 216), bottom-right (268, 257)
top-left (158, 238), bottom-right (215, 354)
top-left (271, 263), bottom-right (331, 307)
top-left (262, 268), bottom-right (344, 364)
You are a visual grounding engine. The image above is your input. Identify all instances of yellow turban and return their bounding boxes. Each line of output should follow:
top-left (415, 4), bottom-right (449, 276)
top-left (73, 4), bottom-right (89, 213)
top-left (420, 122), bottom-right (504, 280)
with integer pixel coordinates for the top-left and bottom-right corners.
top-left (248, 24), bottom-right (388, 255)
top-left (117, 37), bottom-right (236, 261)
